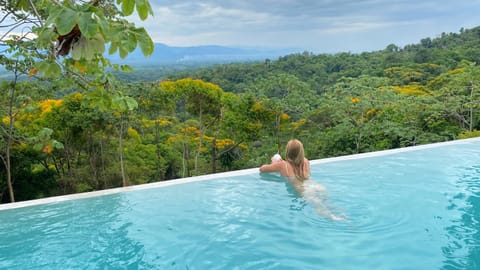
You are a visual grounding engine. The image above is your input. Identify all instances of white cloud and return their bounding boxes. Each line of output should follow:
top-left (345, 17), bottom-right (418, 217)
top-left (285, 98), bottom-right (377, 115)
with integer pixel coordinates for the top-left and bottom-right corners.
top-left (132, 0), bottom-right (480, 52)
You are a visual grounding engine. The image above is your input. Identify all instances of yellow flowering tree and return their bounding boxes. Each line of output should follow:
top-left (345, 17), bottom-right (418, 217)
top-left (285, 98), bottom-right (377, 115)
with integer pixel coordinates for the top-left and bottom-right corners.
top-left (161, 78), bottom-right (223, 176)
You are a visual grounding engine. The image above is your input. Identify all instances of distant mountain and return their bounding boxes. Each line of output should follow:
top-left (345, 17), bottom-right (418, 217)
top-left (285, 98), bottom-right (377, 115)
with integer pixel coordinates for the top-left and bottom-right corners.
top-left (0, 42), bottom-right (297, 67)
top-left (107, 43), bottom-right (297, 66)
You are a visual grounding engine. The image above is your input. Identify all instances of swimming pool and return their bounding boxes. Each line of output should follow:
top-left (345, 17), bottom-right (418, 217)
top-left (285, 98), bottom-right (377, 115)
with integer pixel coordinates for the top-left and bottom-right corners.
top-left (1, 138), bottom-right (480, 269)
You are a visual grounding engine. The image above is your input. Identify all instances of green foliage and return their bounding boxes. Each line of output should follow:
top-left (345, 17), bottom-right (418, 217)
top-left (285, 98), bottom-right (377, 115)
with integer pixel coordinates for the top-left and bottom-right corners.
top-left (0, 0), bottom-right (156, 202)
top-left (119, 0), bottom-right (153, 20)
top-left (4, 23), bottom-right (480, 202)
top-left (1, 0), bottom-right (154, 82)
top-left (124, 143), bottom-right (158, 184)
top-left (0, 147), bottom-right (58, 203)
top-left (458, 130), bottom-right (480, 139)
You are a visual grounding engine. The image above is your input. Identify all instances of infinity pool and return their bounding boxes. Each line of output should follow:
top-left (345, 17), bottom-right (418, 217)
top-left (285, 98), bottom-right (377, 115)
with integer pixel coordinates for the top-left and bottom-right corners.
top-left (1, 138), bottom-right (480, 269)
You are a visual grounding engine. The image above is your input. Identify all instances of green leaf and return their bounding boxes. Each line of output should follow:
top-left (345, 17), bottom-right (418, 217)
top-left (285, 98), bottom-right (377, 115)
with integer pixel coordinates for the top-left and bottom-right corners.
top-left (36, 27), bottom-right (57, 48)
top-left (135, 28), bottom-right (154, 56)
top-left (89, 12), bottom-right (109, 36)
top-left (119, 47), bottom-right (128, 59)
top-left (125, 32), bottom-right (137, 52)
top-left (78, 12), bottom-right (98, 38)
top-left (120, 65), bottom-right (134, 72)
top-left (112, 96), bottom-right (127, 111)
top-left (45, 6), bottom-right (63, 26)
top-left (84, 40), bottom-right (95, 60)
top-left (71, 34), bottom-right (105, 60)
top-left (135, 0), bottom-right (153, 20)
top-left (124, 96), bottom-right (138, 110)
top-left (52, 140), bottom-right (65, 150)
top-left (35, 60), bottom-right (61, 78)
top-left (108, 42), bottom-right (118, 55)
top-left (122, 0), bottom-right (135, 16)
top-left (47, 62), bottom-right (62, 78)
top-left (33, 143), bottom-right (43, 152)
top-left (17, 0), bottom-right (30, 11)
top-left (55, 8), bottom-right (78, 35)
top-left (135, 0), bottom-right (148, 20)
top-left (89, 34), bottom-right (106, 54)
top-left (39, 128), bottom-right (53, 138)
top-left (35, 61), bottom-right (49, 73)
top-left (71, 38), bottom-right (84, 60)
top-left (105, 24), bottom-right (122, 42)
top-left (72, 37), bottom-right (87, 60)
top-left (24, 105), bottom-right (36, 113)
top-left (101, 57), bottom-right (111, 67)
top-left (88, 90), bottom-right (112, 112)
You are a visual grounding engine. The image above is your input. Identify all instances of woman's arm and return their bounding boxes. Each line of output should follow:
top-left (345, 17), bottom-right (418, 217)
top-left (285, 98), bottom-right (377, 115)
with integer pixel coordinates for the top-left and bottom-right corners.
top-left (259, 160), bottom-right (284, 173)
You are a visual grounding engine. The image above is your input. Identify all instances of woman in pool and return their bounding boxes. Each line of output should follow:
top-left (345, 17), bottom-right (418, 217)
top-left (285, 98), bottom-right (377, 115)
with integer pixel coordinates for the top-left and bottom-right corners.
top-left (260, 139), bottom-right (344, 221)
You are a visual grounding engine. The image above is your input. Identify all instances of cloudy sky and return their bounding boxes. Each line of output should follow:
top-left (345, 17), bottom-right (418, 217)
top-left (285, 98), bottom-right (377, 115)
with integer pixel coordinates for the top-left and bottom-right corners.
top-left (131, 0), bottom-right (480, 53)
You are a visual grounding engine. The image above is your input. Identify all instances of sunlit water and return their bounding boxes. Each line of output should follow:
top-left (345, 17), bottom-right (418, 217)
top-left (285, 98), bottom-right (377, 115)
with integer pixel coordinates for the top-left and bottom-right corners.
top-left (1, 139), bottom-right (480, 269)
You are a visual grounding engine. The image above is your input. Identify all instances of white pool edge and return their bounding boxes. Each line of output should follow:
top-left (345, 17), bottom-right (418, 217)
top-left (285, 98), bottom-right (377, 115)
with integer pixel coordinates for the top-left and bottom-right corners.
top-left (2, 136), bottom-right (479, 211)
top-left (310, 136), bottom-right (480, 165)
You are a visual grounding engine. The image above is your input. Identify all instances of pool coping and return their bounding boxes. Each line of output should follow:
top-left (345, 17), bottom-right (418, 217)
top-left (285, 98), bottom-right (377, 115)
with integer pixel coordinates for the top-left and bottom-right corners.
top-left (1, 136), bottom-right (479, 211)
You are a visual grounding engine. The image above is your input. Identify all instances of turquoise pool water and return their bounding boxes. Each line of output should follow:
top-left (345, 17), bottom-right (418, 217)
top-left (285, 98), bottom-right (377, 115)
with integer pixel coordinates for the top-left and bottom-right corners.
top-left (1, 139), bottom-right (480, 269)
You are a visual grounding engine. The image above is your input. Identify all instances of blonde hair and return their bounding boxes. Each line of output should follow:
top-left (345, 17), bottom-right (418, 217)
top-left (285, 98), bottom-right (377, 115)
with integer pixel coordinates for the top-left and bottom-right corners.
top-left (285, 139), bottom-right (307, 181)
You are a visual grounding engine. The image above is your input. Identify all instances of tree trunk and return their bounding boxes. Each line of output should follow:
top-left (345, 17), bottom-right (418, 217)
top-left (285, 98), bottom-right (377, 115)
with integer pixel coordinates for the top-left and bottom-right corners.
top-left (469, 81), bottom-right (474, 132)
top-left (119, 114), bottom-right (127, 186)
top-left (211, 137), bottom-right (217, 173)
top-left (182, 142), bottom-right (186, 177)
top-left (181, 125), bottom-right (191, 178)
top-left (5, 72), bottom-right (19, 203)
top-left (184, 141), bottom-right (190, 177)
top-left (211, 111), bottom-right (223, 174)
top-left (5, 144), bottom-right (14, 202)
top-left (88, 133), bottom-right (98, 188)
top-left (154, 119), bottom-right (163, 180)
top-left (194, 107), bottom-right (203, 176)
top-left (100, 139), bottom-right (106, 188)
top-left (355, 132), bottom-right (362, 154)
top-left (275, 112), bottom-right (282, 151)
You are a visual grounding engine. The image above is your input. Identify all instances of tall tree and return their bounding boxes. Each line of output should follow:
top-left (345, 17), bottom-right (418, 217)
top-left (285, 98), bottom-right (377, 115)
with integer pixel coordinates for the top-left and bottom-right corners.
top-left (429, 61), bottom-right (480, 132)
top-left (161, 79), bottom-right (223, 176)
top-left (0, 0), bottom-right (154, 202)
